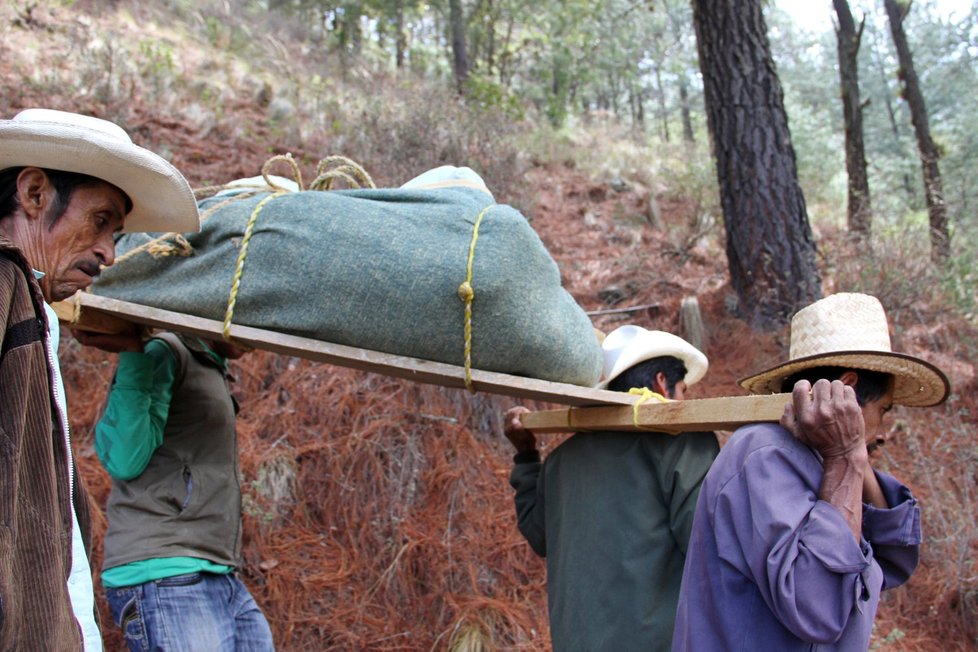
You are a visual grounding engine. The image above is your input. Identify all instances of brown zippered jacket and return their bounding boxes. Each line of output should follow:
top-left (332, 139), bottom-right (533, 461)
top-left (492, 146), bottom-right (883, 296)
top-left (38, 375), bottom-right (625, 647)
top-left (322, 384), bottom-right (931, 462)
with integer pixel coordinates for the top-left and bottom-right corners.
top-left (0, 235), bottom-right (95, 650)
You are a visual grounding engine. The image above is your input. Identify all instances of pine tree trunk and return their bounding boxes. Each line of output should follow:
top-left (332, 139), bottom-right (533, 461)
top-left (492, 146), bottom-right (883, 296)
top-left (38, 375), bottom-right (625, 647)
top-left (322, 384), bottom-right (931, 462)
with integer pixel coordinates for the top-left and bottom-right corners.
top-left (884, 0), bottom-right (951, 263)
top-left (691, 0), bottom-right (821, 329)
top-left (653, 63), bottom-right (670, 143)
top-left (449, 0), bottom-right (469, 93)
top-left (833, 0), bottom-right (872, 238)
top-left (395, 0), bottom-right (406, 69)
top-left (679, 72), bottom-right (695, 143)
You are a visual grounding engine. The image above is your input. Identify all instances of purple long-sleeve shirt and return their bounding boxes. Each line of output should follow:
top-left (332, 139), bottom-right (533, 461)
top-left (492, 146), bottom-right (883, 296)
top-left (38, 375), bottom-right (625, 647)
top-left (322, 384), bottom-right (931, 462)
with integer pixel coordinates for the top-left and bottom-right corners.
top-left (673, 422), bottom-right (921, 651)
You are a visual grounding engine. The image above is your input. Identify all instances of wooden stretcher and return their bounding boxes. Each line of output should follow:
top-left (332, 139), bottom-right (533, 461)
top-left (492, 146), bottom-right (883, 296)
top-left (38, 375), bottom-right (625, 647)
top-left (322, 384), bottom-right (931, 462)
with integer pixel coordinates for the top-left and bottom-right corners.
top-left (52, 292), bottom-right (788, 433)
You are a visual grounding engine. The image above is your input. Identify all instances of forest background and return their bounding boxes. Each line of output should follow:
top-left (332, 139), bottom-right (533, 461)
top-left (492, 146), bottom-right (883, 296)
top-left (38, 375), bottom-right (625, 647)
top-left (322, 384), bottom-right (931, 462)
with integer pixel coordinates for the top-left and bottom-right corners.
top-left (1, 0), bottom-right (976, 649)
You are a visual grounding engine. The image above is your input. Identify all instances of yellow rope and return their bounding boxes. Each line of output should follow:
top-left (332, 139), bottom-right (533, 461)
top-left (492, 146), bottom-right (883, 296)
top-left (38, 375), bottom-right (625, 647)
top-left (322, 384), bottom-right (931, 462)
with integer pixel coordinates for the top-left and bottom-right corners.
top-left (114, 154), bottom-right (309, 272)
top-left (457, 204), bottom-right (495, 393)
top-left (198, 191), bottom-right (263, 223)
top-left (113, 233), bottom-right (193, 265)
top-left (107, 154), bottom-right (379, 350)
top-left (627, 387), bottom-right (673, 430)
top-left (308, 156), bottom-right (376, 191)
top-left (219, 155), bottom-right (378, 341)
top-left (262, 153), bottom-right (305, 191)
top-left (223, 191), bottom-right (287, 340)
top-left (193, 153), bottom-right (306, 204)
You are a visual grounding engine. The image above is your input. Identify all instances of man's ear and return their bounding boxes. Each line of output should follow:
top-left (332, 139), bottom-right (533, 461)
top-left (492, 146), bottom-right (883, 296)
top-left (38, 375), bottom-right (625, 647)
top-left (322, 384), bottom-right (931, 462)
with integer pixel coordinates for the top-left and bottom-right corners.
top-left (652, 371), bottom-right (669, 396)
top-left (839, 370), bottom-right (860, 388)
top-left (15, 167), bottom-right (53, 220)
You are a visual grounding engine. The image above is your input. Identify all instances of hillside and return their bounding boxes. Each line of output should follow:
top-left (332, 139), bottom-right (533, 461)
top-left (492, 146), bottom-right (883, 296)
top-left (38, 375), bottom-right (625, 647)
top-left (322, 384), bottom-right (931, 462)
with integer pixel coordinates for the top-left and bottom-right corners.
top-left (3, 1), bottom-right (977, 650)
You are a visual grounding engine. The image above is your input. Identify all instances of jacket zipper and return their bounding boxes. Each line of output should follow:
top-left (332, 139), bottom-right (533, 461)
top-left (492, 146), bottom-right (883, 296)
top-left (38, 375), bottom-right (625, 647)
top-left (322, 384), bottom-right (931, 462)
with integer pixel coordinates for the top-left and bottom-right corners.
top-left (44, 316), bottom-right (73, 500)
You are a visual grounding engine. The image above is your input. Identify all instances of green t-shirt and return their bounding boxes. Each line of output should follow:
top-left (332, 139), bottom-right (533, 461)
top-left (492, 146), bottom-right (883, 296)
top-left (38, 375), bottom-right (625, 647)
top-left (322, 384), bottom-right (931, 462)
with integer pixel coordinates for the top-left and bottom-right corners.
top-left (96, 337), bottom-right (233, 588)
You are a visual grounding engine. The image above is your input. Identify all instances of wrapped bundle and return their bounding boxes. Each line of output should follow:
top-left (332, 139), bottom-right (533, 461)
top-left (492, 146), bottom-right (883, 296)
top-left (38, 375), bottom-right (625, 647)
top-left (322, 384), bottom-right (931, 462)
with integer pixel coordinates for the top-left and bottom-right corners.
top-left (92, 180), bottom-right (603, 387)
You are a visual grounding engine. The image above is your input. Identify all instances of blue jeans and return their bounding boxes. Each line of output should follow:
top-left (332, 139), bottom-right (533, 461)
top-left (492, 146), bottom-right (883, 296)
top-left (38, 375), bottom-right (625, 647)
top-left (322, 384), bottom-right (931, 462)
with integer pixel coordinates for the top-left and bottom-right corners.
top-left (105, 572), bottom-right (274, 652)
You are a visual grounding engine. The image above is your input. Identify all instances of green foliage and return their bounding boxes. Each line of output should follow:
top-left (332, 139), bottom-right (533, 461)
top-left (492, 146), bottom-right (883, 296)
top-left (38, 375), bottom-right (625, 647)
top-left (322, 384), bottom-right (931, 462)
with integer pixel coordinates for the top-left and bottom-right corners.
top-left (760, 1), bottom-right (978, 253)
top-left (138, 38), bottom-right (176, 99)
top-left (462, 73), bottom-right (524, 120)
top-left (202, 13), bottom-right (255, 54)
top-left (831, 218), bottom-right (938, 311)
top-left (138, 38), bottom-right (174, 75)
top-left (516, 122), bottom-right (579, 168)
top-left (870, 627), bottom-right (905, 649)
top-left (322, 76), bottom-right (528, 204)
top-left (544, 46), bottom-right (572, 127)
top-left (766, 13), bottom-right (847, 224)
top-left (243, 454), bottom-right (297, 527)
top-left (828, 210), bottom-right (977, 330)
top-left (940, 223), bottom-right (978, 325)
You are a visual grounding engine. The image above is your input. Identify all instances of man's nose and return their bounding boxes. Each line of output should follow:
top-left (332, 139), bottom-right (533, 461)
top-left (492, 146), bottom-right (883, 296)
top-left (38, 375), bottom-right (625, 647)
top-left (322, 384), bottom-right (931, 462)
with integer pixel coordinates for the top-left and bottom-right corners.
top-left (95, 232), bottom-right (116, 267)
top-left (881, 422), bottom-right (903, 444)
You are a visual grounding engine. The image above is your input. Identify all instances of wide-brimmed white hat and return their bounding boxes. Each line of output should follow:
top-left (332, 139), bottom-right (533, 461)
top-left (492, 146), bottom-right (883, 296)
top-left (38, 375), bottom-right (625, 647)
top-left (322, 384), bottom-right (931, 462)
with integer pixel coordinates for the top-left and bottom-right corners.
top-left (739, 293), bottom-right (949, 407)
top-left (0, 108), bottom-right (199, 233)
top-left (597, 325), bottom-right (708, 389)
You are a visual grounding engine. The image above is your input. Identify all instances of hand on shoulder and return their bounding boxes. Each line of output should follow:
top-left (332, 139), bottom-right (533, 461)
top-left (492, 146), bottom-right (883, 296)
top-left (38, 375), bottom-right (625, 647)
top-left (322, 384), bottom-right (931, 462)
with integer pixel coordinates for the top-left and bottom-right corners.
top-left (503, 406), bottom-right (537, 454)
top-left (780, 379), bottom-right (866, 460)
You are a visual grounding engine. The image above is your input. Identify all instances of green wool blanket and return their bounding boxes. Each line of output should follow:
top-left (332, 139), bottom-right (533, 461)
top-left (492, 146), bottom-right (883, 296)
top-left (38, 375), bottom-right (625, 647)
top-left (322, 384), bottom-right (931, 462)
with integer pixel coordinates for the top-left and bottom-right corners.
top-left (92, 186), bottom-right (603, 386)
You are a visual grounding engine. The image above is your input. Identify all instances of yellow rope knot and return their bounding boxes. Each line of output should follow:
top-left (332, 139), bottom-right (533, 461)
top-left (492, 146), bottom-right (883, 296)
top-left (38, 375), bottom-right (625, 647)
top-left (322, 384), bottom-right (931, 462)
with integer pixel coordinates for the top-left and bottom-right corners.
top-left (459, 204), bottom-right (495, 393)
top-left (628, 387), bottom-right (673, 431)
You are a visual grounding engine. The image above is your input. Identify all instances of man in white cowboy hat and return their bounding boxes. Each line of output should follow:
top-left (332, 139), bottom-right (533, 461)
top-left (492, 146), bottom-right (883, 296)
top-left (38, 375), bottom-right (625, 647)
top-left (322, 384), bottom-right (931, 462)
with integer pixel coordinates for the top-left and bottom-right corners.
top-left (502, 325), bottom-right (719, 651)
top-left (0, 108), bottom-right (198, 651)
top-left (672, 293), bottom-right (950, 652)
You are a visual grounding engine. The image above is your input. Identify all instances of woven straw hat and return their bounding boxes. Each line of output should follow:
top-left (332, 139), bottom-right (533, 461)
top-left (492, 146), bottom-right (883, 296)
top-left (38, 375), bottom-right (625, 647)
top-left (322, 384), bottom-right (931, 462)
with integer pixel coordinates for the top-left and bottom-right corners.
top-left (597, 325), bottom-right (708, 389)
top-left (739, 293), bottom-right (949, 407)
top-left (0, 108), bottom-right (199, 233)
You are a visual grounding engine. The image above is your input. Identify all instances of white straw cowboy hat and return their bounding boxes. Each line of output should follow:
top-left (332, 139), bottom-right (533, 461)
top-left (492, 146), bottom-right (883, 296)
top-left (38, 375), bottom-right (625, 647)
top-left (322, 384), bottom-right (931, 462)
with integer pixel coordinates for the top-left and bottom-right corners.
top-left (597, 325), bottom-right (708, 389)
top-left (739, 293), bottom-right (949, 407)
top-left (0, 108), bottom-right (199, 233)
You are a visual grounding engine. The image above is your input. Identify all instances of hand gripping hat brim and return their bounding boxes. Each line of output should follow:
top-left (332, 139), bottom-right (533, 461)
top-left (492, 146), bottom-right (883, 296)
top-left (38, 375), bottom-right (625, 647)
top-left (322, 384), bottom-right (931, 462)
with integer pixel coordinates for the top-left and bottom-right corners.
top-left (0, 108), bottom-right (200, 233)
top-left (597, 324), bottom-right (708, 389)
top-left (739, 293), bottom-right (950, 407)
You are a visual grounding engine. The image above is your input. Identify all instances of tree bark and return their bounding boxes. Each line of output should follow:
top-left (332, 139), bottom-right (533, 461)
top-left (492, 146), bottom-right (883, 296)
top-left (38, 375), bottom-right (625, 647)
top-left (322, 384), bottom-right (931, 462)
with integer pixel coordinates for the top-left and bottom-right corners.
top-left (833, 0), bottom-right (872, 238)
top-left (485, 0), bottom-right (496, 75)
top-left (678, 71), bottom-right (695, 143)
top-left (395, 0), bottom-right (406, 69)
top-left (653, 62), bottom-right (670, 142)
top-left (498, 15), bottom-right (515, 88)
top-left (883, 0), bottom-right (951, 263)
top-left (449, 0), bottom-right (469, 94)
top-left (628, 81), bottom-right (645, 128)
top-left (691, 0), bottom-right (821, 329)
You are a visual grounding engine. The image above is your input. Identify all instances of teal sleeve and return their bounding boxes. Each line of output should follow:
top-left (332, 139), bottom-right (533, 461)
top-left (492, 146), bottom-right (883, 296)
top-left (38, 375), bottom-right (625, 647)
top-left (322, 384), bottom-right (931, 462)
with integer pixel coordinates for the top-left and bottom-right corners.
top-left (94, 339), bottom-right (178, 481)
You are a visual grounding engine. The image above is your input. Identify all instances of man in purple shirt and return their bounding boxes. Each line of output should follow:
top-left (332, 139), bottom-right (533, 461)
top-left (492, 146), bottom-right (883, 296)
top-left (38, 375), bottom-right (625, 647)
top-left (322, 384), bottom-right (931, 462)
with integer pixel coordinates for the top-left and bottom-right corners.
top-left (673, 293), bottom-right (950, 651)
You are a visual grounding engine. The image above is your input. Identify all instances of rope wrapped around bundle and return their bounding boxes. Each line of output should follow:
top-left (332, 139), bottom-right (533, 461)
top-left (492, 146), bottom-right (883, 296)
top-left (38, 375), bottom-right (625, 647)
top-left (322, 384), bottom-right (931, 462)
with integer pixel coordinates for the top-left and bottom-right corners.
top-left (92, 159), bottom-right (604, 388)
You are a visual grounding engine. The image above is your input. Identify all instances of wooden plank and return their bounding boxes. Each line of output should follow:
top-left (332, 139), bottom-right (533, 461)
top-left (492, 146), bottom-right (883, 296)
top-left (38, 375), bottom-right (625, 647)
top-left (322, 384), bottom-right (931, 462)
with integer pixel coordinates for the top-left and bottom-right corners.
top-left (50, 298), bottom-right (135, 334)
top-left (585, 302), bottom-right (661, 316)
top-left (53, 292), bottom-right (635, 407)
top-left (520, 393), bottom-right (789, 434)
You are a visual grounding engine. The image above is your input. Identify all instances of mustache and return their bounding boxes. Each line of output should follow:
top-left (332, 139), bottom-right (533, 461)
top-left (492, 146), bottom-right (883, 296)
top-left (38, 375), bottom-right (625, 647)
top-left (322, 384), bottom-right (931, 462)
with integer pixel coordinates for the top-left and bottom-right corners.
top-left (76, 260), bottom-right (102, 278)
